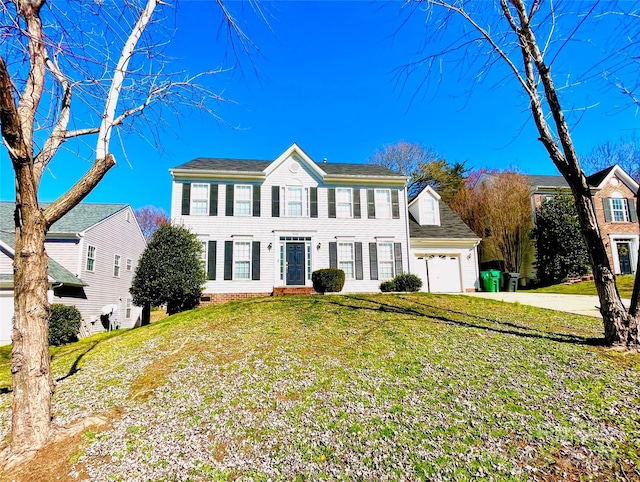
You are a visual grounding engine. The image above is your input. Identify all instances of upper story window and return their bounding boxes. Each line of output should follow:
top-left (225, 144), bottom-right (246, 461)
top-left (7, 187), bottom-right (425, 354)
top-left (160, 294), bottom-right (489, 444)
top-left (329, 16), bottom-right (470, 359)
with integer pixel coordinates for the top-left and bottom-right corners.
top-left (377, 242), bottom-right (395, 280)
top-left (336, 188), bottom-right (353, 218)
top-left (86, 245), bottom-right (96, 272)
top-left (113, 254), bottom-right (121, 277)
top-left (423, 198), bottom-right (437, 225)
top-left (605, 194), bottom-right (636, 223)
top-left (126, 258), bottom-right (132, 271)
top-left (286, 186), bottom-right (304, 217)
top-left (235, 185), bottom-right (252, 216)
top-left (234, 241), bottom-right (251, 279)
top-left (338, 242), bottom-right (355, 279)
top-left (190, 183), bottom-right (209, 215)
top-left (611, 198), bottom-right (628, 222)
top-left (375, 189), bottom-right (392, 219)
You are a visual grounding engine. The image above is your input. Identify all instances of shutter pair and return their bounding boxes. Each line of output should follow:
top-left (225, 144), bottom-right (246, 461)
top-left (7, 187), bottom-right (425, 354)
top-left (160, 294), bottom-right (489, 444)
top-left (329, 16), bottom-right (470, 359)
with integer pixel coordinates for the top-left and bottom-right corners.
top-left (603, 198), bottom-right (638, 222)
top-left (225, 185), bottom-right (261, 217)
top-left (328, 189), bottom-right (361, 218)
top-left (272, 186), bottom-right (318, 217)
top-left (366, 189), bottom-right (400, 219)
top-left (328, 242), bottom-right (364, 279)
top-left (223, 241), bottom-right (261, 280)
top-left (181, 184), bottom-right (218, 216)
top-left (369, 242), bottom-right (403, 280)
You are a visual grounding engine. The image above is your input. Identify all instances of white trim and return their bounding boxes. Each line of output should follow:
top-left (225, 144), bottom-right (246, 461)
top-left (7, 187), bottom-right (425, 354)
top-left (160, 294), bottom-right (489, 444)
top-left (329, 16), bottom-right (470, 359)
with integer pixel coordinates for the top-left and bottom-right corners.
top-left (190, 182), bottom-right (210, 216)
top-left (234, 184), bottom-right (253, 217)
top-left (264, 143), bottom-right (327, 179)
top-left (609, 234), bottom-right (638, 275)
top-left (86, 244), bottom-right (96, 272)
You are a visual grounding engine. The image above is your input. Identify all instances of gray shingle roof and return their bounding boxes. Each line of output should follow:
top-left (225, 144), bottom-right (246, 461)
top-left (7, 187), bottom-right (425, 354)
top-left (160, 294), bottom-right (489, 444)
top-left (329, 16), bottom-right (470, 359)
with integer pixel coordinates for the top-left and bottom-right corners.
top-left (586, 165), bottom-right (616, 187)
top-left (0, 231), bottom-right (86, 286)
top-left (0, 202), bottom-right (126, 233)
top-left (409, 203), bottom-right (479, 240)
top-left (526, 175), bottom-right (569, 189)
top-left (172, 158), bottom-right (403, 178)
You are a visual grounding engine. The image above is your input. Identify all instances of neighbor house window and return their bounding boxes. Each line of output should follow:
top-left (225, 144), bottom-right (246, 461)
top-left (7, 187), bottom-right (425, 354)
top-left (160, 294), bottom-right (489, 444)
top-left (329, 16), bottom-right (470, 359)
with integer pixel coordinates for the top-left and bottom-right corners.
top-left (113, 254), bottom-right (121, 277)
top-left (286, 186), bottom-right (304, 216)
top-left (190, 183), bottom-right (209, 215)
top-left (378, 243), bottom-right (394, 280)
top-left (234, 241), bottom-right (251, 279)
top-left (86, 245), bottom-right (96, 272)
top-left (126, 258), bottom-right (132, 271)
top-left (338, 242), bottom-right (355, 279)
top-left (336, 188), bottom-right (353, 218)
top-left (235, 185), bottom-right (252, 216)
top-left (375, 189), bottom-right (392, 219)
top-left (125, 298), bottom-right (132, 319)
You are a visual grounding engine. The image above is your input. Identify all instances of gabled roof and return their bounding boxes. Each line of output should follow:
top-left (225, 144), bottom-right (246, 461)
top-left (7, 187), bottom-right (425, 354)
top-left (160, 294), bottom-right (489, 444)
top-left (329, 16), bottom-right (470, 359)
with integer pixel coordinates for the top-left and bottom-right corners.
top-left (409, 203), bottom-right (479, 240)
top-left (0, 202), bottom-right (127, 234)
top-left (408, 185), bottom-right (441, 207)
top-left (0, 231), bottom-right (86, 286)
top-left (586, 164), bottom-right (638, 192)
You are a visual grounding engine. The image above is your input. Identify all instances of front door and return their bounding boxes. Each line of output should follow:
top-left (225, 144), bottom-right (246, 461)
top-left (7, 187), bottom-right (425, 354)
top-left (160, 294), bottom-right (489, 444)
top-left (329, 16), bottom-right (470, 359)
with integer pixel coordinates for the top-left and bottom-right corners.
top-left (286, 243), bottom-right (305, 285)
top-left (617, 242), bottom-right (632, 274)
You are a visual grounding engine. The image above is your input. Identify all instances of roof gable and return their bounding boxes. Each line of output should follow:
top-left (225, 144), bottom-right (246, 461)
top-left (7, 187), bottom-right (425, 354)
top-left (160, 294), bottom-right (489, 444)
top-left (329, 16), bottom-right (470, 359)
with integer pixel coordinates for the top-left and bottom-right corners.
top-left (264, 143), bottom-right (327, 179)
top-left (586, 164), bottom-right (638, 193)
top-left (408, 185), bottom-right (441, 208)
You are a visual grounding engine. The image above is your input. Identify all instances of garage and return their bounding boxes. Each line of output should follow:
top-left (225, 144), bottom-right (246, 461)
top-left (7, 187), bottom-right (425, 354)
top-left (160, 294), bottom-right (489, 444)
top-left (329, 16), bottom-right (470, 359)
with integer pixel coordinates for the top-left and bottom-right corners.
top-left (0, 290), bottom-right (14, 345)
top-left (426, 255), bottom-right (462, 293)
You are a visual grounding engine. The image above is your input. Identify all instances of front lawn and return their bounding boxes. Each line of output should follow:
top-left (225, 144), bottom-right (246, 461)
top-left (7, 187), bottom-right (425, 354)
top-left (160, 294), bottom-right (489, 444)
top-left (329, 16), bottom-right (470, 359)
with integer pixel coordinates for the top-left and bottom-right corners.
top-left (528, 274), bottom-right (635, 298)
top-left (1, 294), bottom-right (638, 480)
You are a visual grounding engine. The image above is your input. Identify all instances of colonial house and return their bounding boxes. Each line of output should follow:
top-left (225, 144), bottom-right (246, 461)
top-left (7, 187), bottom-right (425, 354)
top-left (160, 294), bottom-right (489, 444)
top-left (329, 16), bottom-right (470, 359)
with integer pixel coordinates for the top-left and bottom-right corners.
top-left (529, 165), bottom-right (639, 276)
top-left (170, 143), bottom-right (480, 301)
top-left (0, 202), bottom-right (147, 345)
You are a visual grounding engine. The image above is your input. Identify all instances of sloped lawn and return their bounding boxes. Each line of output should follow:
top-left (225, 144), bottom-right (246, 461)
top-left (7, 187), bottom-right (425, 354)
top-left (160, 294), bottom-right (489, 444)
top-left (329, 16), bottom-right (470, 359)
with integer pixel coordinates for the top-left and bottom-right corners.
top-left (0, 294), bottom-right (638, 481)
top-left (528, 274), bottom-right (635, 298)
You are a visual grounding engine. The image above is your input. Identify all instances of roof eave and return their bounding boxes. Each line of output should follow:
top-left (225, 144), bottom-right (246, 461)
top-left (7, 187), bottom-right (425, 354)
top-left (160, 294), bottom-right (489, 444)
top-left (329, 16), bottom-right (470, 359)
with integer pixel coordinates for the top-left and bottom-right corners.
top-left (170, 168), bottom-right (266, 182)
top-left (323, 175), bottom-right (407, 186)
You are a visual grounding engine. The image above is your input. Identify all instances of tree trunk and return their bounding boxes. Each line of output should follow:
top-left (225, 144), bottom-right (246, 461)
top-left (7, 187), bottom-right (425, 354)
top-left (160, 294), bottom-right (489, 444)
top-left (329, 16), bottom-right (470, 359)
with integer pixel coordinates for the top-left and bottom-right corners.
top-left (10, 176), bottom-right (54, 455)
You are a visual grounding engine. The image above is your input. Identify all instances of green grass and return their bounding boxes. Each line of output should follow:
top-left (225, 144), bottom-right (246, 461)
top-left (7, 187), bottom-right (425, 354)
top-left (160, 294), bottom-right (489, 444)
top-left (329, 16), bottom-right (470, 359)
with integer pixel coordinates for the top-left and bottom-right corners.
top-left (528, 274), bottom-right (635, 298)
top-left (1, 293), bottom-right (639, 480)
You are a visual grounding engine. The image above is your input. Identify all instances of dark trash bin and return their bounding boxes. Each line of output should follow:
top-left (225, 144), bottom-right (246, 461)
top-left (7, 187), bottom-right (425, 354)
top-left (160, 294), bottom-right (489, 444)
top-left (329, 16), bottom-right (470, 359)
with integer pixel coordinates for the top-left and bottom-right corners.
top-left (503, 272), bottom-right (519, 292)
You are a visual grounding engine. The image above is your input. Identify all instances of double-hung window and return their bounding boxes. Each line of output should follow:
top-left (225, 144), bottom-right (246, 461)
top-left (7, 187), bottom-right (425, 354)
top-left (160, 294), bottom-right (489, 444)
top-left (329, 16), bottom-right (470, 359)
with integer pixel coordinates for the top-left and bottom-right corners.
top-left (375, 189), bottom-right (392, 219)
top-left (336, 188), bottom-right (353, 218)
top-left (113, 254), bottom-right (121, 277)
top-left (86, 245), bottom-right (96, 272)
top-left (190, 183), bottom-right (209, 215)
top-left (125, 299), bottom-right (132, 319)
top-left (235, 185), bottom-right (252, 216)
top-left (611, 198), bottom-right (628, 222)
top-left (378, 243), bottom-right (394, 280)
top-left (234, 241), bottom-right (251, 279)
top-left (199, 241), bottom-right (208, 272)
top-left (126, 258), bottom-right (132, 271)
top-left (423, 198), bottom-right (437, 225)
top-left (338, 242), bottom-right (355, 279)
top-left (287, 186), bottom-right (304, 216)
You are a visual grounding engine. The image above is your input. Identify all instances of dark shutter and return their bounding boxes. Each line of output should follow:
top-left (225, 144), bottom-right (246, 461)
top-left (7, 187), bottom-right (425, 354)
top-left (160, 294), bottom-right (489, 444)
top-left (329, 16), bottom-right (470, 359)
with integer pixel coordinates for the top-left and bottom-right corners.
top-left (181, 183), bottom-right (191, 215)
top-left (628, 199), bottom-right (637, 222)
top-left (369, 243), bottom-right (378, 280)
top-left (253, 186), bottom-right (261, 217)
top-left (224, 241), bottom-right (233, 280)
top-left (355, 242), bottom-right (363, 280)
top-left (226, 185), bottom-right (234, 216)
top-left (394, 242), bottom-right (403, 275)
top-left (252, 241), bottom-right (260, 280)
top-left (328, 188), bottom-right (336, 218)
top-left (209, 184), bottom-right (218, 216)
top-left (207, 241), bottom-right (217, 280)
top-left (392, 190), bottom-right (400, 219)
top-left (367, 190), bottom-right (376, 218)
top-left (603, 198), bottom-right (612, 222)
top-left (353, 189), bottom-right (361, 219)
top-left (310, 187), bottom-right (318, 218)
top-left (272, 186), bottom-right (280, 217)
top-left (329, 242), bottom-right (337, 269)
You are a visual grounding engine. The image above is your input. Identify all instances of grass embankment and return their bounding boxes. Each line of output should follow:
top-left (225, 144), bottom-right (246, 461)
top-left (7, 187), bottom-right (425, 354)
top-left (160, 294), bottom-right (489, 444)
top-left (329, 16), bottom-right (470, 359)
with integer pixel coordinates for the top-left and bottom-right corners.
top-left (0, 294), bottom-right (638, 481)
top-left (528, 274), bottom-right (635, 298)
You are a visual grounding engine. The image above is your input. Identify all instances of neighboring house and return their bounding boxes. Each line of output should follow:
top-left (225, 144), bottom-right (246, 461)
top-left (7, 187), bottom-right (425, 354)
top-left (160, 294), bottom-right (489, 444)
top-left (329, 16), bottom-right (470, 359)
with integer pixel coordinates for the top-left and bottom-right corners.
top-left (408, 186), bottom-right (481, 292)
top-left (529, 165), bottom-right (639, 276)
top-left (0, 202), bottom-right (147, 345)
top-left (170, 143), bottom-right (480, 301)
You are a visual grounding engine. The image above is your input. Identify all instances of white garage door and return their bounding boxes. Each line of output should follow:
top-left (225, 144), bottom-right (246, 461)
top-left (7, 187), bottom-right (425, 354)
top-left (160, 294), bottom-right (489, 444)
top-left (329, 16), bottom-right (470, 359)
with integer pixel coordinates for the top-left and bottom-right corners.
top-left (0, 290), bottom-right (14, 346)
top-left (427, 255), bottom-right (462, 293)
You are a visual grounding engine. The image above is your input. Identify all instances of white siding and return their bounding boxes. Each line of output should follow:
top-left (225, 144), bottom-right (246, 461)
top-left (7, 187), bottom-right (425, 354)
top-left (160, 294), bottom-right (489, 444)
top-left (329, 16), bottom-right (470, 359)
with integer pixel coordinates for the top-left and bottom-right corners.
top-left (0, 247), bottom-right (13, 274)
top-left (410, 244), bottom-right (480, 293)
top-left (172, 153), bottom-right (410, 294)
top-left (44, 238), bottom-right (81, 274)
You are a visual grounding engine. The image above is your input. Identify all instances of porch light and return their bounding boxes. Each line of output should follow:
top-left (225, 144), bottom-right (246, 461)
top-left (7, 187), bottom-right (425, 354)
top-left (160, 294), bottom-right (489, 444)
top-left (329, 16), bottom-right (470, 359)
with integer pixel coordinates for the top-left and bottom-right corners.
top-left (317, 243), bottom-right (321, 250)
top-left (268, 242), bottom-right (273, 251)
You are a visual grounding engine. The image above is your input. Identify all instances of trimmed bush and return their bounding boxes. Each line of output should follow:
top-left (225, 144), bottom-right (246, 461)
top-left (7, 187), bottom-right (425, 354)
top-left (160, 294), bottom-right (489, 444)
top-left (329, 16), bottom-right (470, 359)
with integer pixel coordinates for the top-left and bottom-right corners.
top-left (393, 273), bottom-right (423, 292)
top-left (48, 304), bottom-right (82, 346)
top-left (312, 269), bottom-right (345, 294)
top-left (379, 280), bottom-right (396, 292)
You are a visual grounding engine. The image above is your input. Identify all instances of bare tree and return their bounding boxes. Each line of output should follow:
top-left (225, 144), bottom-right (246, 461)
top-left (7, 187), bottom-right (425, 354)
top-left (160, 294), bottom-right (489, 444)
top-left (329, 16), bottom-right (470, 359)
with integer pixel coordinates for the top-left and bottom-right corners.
top-left (583, 135), bottom-right (640, 183)
top-left (368, 141), bottom-right (439, 176)
top-left (402, 0), bottom-right (639, 347)
top-left (135, 206), bottom-right (170, 241)
top-left (0, 0), bottom-right (250, 463)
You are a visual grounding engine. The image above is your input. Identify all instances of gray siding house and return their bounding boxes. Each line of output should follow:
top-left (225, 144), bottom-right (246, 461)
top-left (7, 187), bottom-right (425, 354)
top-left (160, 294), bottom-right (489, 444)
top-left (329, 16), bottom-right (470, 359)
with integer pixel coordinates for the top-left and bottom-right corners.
top-left (0, 202), bottom-right (147, 344)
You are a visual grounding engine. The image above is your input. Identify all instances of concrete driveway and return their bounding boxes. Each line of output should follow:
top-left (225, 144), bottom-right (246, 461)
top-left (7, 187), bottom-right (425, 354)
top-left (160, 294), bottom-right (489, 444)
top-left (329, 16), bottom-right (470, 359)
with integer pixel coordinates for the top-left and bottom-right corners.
top-left (457, 291), bottom-right (631, 318)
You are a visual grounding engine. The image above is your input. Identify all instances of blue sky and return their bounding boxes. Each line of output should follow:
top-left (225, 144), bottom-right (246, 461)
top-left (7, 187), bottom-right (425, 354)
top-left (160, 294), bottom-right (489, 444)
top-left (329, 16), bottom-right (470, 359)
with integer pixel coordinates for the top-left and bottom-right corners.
top-left (1, 1), bottom-right (638, 214)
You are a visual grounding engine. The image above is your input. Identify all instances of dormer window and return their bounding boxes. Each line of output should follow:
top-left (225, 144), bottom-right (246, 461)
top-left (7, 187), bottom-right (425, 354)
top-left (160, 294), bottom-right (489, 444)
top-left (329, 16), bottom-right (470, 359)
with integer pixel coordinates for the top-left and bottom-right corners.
top-left (423, 198), bottom-right (437, 225)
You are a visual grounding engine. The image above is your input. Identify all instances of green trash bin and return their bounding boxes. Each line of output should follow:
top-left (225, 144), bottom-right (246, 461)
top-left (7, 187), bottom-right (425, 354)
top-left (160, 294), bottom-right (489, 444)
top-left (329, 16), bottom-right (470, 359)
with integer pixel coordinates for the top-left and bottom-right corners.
top-left (481, 270), bottom-right (500, 292)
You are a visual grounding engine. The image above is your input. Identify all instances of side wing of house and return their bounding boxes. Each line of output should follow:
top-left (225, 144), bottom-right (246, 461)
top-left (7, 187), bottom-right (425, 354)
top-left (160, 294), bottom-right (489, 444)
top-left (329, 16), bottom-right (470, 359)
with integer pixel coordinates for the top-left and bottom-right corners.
top-left (408, 186), bottom-right (480, 293)
top-left (170, 144), bottom-right (410, 302)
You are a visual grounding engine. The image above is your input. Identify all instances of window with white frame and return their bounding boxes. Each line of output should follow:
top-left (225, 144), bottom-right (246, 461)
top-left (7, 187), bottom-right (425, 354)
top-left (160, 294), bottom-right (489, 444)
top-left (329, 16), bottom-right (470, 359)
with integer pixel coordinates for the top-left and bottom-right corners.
top-left (86, 245), bottom-right (96, 272)
top-left (113, 254), bottom-right (121, 277)
top-left (375, 189), bottom-right (392, 219)
top-left (234, 241), bottom-right (251, 279)
top-left (286, 186), bottom-right (304, 216)
top-left (378, 243), bottom-right (394, 280)
top-left (610, 198), bottom-right (629, 222)
top-left (125, 298), bottom-right (132, 319)
top-left (423, 198), bottom-right (437, 225)
top-left (338, 242), bottom-right (355, 279)
top-left (235, 185), bottom-right (252, 216)
top-left (126, 258), bottom-right (132, 271)
top-left (336, 188), bottom-right (353, 218)
top-left (190, 183), bottom-right (209, 215)
top-left (199, 241), bottom-right (207, 271)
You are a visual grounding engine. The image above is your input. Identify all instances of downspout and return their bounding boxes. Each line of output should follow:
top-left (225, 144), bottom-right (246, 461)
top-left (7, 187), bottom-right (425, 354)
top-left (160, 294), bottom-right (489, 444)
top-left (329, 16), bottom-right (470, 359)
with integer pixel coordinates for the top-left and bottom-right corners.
top-left (404, 185), bottom-right (412, 274)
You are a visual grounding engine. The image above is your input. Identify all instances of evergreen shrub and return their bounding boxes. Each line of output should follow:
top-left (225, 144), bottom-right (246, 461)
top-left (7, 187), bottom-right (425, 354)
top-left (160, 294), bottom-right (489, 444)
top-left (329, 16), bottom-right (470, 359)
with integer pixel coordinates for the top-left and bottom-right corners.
top-left (48, 304), bottom-right (82, 346)
top-left (312, 269), bottom-right (345, 294)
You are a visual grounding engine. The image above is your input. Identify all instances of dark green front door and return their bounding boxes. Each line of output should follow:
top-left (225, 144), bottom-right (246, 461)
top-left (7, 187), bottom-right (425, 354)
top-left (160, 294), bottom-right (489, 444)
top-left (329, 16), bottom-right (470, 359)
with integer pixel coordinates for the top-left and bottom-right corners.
top-left (618, 242), bottom-right (632, 274)
top-left (286, 243), bottom-right (305, 285)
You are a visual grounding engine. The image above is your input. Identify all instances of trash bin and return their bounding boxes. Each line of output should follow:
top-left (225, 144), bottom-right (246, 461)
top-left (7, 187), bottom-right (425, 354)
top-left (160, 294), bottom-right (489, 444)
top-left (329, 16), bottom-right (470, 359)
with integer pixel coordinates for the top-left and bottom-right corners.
top-left (481, 270), bottom-right (500, 292)
top-left (503, 272), bottom-right (519, 292)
